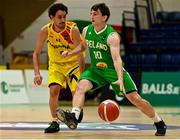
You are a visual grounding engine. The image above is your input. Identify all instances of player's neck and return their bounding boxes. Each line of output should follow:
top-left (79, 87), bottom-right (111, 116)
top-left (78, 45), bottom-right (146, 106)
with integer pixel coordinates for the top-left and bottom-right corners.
top-left (94, 23), bottom-right (107, 33)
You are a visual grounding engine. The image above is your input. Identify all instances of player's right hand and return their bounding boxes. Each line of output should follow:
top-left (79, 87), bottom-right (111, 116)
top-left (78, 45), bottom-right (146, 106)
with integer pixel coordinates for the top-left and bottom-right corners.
top-left (61, 51), bottom-right (69, 57)
top-left (34, 74), bottom-right (43, 86)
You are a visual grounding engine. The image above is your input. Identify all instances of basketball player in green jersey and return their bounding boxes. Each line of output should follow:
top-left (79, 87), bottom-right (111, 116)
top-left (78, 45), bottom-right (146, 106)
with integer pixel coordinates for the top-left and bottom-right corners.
top-left (57, 3), bottom-right (166, 136)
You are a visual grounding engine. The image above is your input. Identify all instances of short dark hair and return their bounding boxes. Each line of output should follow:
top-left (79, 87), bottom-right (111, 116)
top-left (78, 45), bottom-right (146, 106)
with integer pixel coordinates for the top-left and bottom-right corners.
top-left (48, 3), bottom-right (68, 18)
top-left (91, 3), bottom-right (110, 21)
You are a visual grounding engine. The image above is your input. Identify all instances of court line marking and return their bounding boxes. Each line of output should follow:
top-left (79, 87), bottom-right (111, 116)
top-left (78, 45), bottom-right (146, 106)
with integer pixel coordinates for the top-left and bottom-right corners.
top-left (0, 122), bottom-right (180, 131)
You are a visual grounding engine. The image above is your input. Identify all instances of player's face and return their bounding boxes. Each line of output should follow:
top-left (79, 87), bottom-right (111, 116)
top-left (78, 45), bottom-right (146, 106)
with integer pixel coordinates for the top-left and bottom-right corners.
top-left (90, 9), bottom-right (105, 25)
top-left (51, 10), bottom-right (67, 30)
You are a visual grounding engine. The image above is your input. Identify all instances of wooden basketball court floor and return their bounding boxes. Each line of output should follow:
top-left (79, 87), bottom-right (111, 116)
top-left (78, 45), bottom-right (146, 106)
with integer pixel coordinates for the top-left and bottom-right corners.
top-left (0, 103), bottom-right (180, 139)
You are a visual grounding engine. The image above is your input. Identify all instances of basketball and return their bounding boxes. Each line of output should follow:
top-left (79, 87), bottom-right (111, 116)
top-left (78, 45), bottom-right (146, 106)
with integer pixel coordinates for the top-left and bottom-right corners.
top-left (98, 99), bottom-right (120, 122)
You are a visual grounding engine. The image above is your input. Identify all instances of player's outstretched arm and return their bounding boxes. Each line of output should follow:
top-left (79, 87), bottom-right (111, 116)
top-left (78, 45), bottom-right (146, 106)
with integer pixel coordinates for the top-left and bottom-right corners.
top-left (108, 33), bottom-right (125, 94)
top-left (33, 25), bottom-right (47, 85)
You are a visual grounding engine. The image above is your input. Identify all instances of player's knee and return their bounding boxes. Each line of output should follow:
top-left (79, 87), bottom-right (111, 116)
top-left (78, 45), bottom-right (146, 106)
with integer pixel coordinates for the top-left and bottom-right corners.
top-left (49, 85), bottom-right (61, 97)
top-left (76, 84), bottom-right (87, 94)
top-left (127, 93), bottom-right (143, 106)
top-left (50, 92), bottom-right (59, 99)
top-left (133, 97), bottom-right (143, 106)
top-left (76, 81), bottom-right (92, 94)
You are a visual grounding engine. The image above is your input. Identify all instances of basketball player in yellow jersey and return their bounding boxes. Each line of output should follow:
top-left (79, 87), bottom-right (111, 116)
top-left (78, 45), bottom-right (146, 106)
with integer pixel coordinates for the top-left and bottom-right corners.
top-left (33, 3), bottom-right (85, 133)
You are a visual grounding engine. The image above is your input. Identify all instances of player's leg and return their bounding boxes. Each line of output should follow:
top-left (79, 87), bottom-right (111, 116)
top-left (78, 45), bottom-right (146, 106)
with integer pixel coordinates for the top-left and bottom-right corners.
top-left (57, 79), bottom-right (93, 129)
top-left (45, 66), bottom-right (66, 133)
top-left (78, 109), bottom-right (84, 123)
top-left (56, 68), bottom-right (105, 129)
top-left (125, 92), bottom-right (166, 136)
top-left (44, 84), bottom-right (61, 133)
top-left (123, 71), bottom-right (166, 136)
top-left (68, 67), bottom-right (84, 123)
top-left (71, 68), bottom-right (107, 122)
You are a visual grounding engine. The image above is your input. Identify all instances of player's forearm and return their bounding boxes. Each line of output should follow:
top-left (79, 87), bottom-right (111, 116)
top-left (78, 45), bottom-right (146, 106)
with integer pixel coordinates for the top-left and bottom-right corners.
top-left (78, 53), bottom-right (85, 74)
top-left (114, 58), bottom-right (123, 80)
top-left (68, 42), bottom-right (86, 57)
top-left (33, 52), bottom-right (41, 75)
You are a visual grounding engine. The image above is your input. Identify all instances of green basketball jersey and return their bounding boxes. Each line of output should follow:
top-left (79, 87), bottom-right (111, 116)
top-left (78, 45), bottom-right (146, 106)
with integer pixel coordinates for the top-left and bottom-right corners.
top-left (85, 24), bottom-right (117, 69)
top-left (81, 24), bottom-right (137, 95)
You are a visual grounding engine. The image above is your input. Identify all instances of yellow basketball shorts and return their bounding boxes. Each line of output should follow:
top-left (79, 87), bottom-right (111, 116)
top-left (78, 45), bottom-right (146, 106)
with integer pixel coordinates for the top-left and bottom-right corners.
top-left (48, 62), bottom-right (80, 92)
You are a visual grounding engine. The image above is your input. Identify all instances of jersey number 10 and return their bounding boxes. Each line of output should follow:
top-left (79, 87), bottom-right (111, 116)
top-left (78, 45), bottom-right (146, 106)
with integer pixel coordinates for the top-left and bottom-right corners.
top-left (93, 51), bottom-right (102, 59)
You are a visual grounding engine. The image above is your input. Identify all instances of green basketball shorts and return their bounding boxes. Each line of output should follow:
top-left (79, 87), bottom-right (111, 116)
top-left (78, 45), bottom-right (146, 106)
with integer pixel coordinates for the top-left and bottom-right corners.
top-left (79, 67), bottom-right (137, 96)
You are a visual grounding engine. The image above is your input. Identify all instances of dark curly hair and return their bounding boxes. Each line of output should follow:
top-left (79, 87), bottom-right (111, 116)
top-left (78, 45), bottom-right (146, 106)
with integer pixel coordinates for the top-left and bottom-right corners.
top-left (48, 3), bottom-right (68, 18)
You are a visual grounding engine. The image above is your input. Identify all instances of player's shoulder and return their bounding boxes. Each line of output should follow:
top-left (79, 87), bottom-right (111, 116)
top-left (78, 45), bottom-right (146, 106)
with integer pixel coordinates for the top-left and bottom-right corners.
top-left (108, 32), bottom-right (120, 44)
top-left (66, 21), bottom-right (76, 25)
top-left (83, 26), bottom-right (88, 32)
top-left (107, 25), bottom-right (120, 39)
top-left (39, 24), bottom-right (48, 34)
top-left (83, 24), bottom-right (93, 30)
top-left (67, 21), bottom-right (79, 32)
top-left (67, 21), bottom-right (77, 29)
top-left (82, 24), bottom-right (93, 35)
top-left (81, 26), bottom-right (89, 37)
top-left (109, 32), bottom-right (120, 38)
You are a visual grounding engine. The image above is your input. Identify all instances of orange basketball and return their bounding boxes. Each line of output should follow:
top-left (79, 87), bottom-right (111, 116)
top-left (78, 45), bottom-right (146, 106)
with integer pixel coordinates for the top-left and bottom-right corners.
top-left (98, 99), bottom-right (120, 122)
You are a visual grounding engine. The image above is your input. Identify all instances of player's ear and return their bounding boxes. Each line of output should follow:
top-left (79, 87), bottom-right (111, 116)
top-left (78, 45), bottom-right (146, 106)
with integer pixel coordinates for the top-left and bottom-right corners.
top-left (103, 15), bottom-right (108, 21)
top-left (49, 15), bottom-right (54, 20)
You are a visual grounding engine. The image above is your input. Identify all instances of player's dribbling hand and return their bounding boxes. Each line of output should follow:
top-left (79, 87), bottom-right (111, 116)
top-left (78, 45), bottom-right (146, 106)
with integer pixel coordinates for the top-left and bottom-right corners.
top-left (34, 74), bottom-right (43, 86)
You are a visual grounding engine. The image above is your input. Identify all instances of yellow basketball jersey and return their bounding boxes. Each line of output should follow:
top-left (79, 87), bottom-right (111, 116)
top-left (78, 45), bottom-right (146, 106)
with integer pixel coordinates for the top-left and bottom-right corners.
top-left (47, 21), bottom-right (79, 64)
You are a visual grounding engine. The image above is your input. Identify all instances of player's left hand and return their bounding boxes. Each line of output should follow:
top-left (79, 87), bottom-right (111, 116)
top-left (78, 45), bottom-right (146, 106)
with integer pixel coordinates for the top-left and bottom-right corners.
top-left (112, 79), bottom-right (125, 95)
